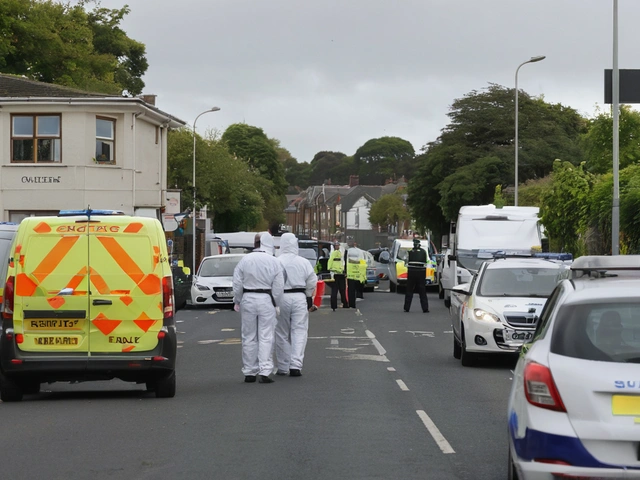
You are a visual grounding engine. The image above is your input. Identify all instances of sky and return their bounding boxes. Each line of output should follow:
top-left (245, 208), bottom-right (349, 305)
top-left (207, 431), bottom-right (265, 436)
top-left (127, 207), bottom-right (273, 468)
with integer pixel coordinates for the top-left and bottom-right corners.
top-left (96, 0), bottom-right (639, 163)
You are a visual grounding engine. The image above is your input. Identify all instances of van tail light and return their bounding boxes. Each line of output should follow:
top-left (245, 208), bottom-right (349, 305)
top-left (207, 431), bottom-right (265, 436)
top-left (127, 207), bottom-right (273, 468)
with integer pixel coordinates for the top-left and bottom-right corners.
top-left (162, 276), bottom-right (174, 320)
top-left (524, 361), bottom-right (567, 412)
top-left (15, 333), bottom-right (24, 344)
top-left (3, 275), bottom-right (14, 319)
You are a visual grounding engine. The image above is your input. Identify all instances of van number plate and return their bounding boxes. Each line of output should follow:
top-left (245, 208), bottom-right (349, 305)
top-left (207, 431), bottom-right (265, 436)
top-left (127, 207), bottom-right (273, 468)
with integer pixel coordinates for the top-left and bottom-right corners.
top-left (34, 337), bottom-right (79, 346)
top-left (27, 319), bottom-right (82, 330)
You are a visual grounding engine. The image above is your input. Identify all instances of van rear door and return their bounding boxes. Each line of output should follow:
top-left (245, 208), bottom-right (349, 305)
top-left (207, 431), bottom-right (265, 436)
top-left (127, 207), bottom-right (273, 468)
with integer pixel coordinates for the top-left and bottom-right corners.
top-left (87, 218), bottom-right (163, 354)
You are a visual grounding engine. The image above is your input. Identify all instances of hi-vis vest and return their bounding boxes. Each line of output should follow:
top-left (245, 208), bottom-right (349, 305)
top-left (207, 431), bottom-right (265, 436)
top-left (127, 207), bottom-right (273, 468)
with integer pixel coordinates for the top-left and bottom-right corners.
top-left (346, 248), bottom-right (365, 281)
top-left (328, 249), bottom-right (344, 274)
top-left (8, 215), bottom-right (171, 354)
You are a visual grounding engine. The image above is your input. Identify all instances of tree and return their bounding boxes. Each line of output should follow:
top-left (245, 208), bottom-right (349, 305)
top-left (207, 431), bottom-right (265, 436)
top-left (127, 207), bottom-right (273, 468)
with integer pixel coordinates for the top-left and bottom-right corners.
top-left (353, 136), bottom-right (415, 185)
top-left (0, 0), bottom-right (147, 95)
top-left (308, 151), bottom-right (347, 185)
top-left (581, 105), bottom-right (640, 174)
top-left (369, 194), bottom-right (411, 231)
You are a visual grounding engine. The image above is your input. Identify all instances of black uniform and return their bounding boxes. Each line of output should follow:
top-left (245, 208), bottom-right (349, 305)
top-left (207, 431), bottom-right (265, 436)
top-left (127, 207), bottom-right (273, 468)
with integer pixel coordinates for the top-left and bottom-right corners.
top-left (404, 244), bottom-right (429, 313)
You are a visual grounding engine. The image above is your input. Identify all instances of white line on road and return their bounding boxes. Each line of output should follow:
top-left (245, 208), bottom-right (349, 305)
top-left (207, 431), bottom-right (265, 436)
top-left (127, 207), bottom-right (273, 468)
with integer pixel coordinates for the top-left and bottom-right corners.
top-left (416, 410), bottom-right (455, 454)
top-left (387, 367), bottom-right (396, 372)
top-left (396, 379), bottom-right (409, 391)
top-left (365, 330), bottom-right (386, 356)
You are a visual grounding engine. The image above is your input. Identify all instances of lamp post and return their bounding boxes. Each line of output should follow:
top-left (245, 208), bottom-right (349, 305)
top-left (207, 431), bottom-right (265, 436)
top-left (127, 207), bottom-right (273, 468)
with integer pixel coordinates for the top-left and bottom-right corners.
top-left (514, 55), bottom-right (545, 206)
top-left (192, 107), bottom-right (220, 273)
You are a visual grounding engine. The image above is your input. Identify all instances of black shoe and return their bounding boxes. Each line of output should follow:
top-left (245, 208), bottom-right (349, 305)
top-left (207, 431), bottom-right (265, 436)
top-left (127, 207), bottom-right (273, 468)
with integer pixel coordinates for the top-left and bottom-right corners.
top-left (244, 375), bottom-right (257, 383)
top-left (332, 308), bottom-right (336, 312)
top-left (276, 370), bottom-right (287, 376)
top-left (424, 309), bottom-right (430, 313)
top-left (404, 309), bottom-right (409, 312)
top-left (289, 369), bottom-right (302, 377)
top-left (259, 375), bottom-right (275, 383)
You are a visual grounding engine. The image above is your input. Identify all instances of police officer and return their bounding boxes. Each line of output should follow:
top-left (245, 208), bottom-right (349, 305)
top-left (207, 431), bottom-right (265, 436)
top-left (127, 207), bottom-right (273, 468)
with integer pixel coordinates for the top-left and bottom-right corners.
top-left (232, 232), bottom-right (284, 383)
top-left (275, 233), bottom-right (317, 377)
top-left (404, 237), bottom-right (430, 313)
top-left (327, 240), bottom-right (348, 311)
top-left (346, 239), bottom-right (364, 308)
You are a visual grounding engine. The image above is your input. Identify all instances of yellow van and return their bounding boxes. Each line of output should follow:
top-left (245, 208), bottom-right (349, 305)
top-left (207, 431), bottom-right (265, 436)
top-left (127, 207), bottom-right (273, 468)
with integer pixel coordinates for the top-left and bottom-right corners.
top-left (0, 210), bottom-right (176, 401)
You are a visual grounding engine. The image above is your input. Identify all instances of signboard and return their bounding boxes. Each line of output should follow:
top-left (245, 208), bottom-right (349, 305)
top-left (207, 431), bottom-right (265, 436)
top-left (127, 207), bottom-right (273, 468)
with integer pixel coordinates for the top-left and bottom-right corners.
top-left (604, 69), bottom-right (640, 104)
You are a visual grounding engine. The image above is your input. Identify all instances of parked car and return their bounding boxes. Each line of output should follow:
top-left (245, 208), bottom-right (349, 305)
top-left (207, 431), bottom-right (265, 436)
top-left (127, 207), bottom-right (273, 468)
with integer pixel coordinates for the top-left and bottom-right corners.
top-left (363, 250), bottom-right (378, 292)
top-left (171, 265), bottom-right (191, 311)
top-left (450, 255), bottom-right (569, 367)
top-left (368, 247), bottom-right (391, 280)
top-left (191, 254), bottom-right (246, 307)
top-left (508, 255), bottom-right (640, 479)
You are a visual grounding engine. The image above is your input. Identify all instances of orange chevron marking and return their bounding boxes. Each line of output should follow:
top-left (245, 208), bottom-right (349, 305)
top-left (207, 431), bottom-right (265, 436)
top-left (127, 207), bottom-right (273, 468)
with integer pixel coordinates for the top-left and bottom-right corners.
top-left (92, 314), bottom-right (121, 335)
top-left (120, 296), bottom-right (133, 306)
top-left (138, 274), bottom-right (161, 295)
top-left (16, 273), bottom-right (37, 297)
top-left (47, 296), bottom-right (65, 309)
top-left (66, 267), bottom-right (88, 291)
top-left (15, 244), bottom-right (22, 254)
top-left (122, 345), bottom-right (135, 352)
top-left (34, 222), bottom-right (51, 233)
top-left (32, 236), bottom-right (80, 283)
top-left (124, 223), bottom-right (143, 233)
top-left (134, 317), bottom-right (156, 333)
top-left (89, 267), bottom-right (110, 294)
top-left (96, 236), bottom-right (144, 283)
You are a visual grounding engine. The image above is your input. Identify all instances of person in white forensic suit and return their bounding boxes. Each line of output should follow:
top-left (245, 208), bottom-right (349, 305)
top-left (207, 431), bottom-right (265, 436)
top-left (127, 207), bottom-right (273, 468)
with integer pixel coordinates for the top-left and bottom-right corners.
top-left (232, 231), bottom-right (284, 384)
top-left (275, 233), bottom-right (318, 377)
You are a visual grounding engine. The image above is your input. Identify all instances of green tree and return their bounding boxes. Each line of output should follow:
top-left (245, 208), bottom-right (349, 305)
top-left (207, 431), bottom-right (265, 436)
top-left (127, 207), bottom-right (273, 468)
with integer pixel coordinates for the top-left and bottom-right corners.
top-left (353, 136), bottom-right (415, 185)
top-left (368, 194), bottom-right (411, 230)
top-left (308, 151), bottom-right (347, 185)
top-left (539, 160), bottom-right (595, 256)
top-left (581, 105), bottom-right (640, 174)
top-left (0, 0), bottom-right (147, 95)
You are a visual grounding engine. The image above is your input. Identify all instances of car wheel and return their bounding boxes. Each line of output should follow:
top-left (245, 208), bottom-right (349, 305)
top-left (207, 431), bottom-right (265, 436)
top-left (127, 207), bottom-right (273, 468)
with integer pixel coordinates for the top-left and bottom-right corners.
top-left (0, 373), bottom-right (24, 402)
top-left (153, 371), bottom-right (176, 398)
top-left (438, 282), bottom-right (445, 299)
top-left (444, 296), bottom-right (451, 308)
top-left (460, 327), bottom-right (477, 367)
top-left (508, 447), bottom-right (519, 480)
top-left (453, 334), bottom-right (462, 359)
top-left (389, 281), bottom-right (396, 293)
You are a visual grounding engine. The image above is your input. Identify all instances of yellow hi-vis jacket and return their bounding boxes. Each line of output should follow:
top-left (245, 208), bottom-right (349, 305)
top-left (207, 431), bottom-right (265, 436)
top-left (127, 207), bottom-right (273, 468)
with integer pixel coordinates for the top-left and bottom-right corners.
top-left (346, 247), bottom-right (365, 282)
top-left (328, 249), bottom-right (344, 274)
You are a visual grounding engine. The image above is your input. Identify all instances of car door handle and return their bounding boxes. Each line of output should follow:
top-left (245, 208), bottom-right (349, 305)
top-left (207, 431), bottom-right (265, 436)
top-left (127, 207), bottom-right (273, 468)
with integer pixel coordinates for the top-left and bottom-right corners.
top-left (92, 299), bottom-right (112, 306)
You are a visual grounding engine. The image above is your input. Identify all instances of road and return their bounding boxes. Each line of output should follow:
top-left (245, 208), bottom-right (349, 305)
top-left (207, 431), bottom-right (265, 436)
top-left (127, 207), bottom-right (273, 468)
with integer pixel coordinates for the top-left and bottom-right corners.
top-left (0, 281), bottom-right (515, 480)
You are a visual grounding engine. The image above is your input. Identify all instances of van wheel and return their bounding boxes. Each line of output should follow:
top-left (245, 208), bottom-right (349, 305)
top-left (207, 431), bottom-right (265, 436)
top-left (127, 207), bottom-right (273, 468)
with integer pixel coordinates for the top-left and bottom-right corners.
top-left (0, 374), bottom-right (24, 402)
top-left (153, 371), bottom-right (176, 398)
top-left (21, 381), bottom-right (40, 395)
top-left (460, 328), bottom-right (477, 367)
top-left (438, 283), bottom-right (445, 299)
top-left (389, 281), bottom-right (396, 293)
top-left (453, 335), bottom-right (461, 359)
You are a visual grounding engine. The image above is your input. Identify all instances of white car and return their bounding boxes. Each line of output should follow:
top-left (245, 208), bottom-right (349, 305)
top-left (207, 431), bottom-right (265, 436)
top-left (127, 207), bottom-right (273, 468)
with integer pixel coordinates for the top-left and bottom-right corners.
top-left (450, 256), bottom-right (569, 367)
top-left (190, 254), bottom-right (246, 306)
top-left (508, 255), bottom-right (640, 480)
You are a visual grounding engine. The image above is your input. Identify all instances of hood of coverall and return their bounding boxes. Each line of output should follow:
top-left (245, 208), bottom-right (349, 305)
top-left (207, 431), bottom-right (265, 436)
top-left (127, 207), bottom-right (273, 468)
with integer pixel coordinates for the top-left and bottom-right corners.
top-left (279, 232), bottom-right (298, 256)
top-left (258, 231), bottom-right (275, 256)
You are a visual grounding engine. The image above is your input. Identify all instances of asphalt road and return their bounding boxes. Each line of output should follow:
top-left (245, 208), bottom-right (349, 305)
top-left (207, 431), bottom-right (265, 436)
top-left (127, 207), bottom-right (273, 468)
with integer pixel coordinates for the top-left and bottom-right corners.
top-left (0, 281), bottom-right (515, 480)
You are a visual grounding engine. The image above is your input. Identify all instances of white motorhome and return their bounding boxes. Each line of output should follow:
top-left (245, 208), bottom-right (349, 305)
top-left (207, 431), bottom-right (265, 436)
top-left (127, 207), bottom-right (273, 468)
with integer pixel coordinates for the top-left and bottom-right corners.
top-left (441, 205), bottom-right (543, 307)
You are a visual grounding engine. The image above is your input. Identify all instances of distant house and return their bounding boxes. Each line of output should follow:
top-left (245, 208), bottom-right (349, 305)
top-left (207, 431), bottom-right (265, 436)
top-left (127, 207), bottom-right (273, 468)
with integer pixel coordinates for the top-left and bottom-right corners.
top-left (285, 175), bottom-right (407, 250)
top-left (0, 73), bottom-right (185, 222)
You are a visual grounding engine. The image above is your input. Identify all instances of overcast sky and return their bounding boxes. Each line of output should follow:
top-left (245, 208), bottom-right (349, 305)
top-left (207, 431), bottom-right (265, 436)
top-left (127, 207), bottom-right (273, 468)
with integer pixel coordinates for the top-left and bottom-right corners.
top-left (97, 0), bottom-right (638, 163)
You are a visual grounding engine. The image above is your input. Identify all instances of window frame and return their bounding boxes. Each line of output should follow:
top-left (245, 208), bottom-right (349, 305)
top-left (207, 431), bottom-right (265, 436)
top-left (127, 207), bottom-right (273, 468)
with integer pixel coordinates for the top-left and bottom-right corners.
top-left (11, 114), bottom-right (62, 163)
top-left (95, 116), bottom-right (116, 165)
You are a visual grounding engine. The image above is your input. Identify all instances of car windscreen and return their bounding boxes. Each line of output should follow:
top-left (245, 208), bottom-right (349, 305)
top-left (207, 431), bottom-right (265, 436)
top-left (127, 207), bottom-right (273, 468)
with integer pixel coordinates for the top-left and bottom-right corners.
top-left (550, 302), bottom-right (640, 363)
top-left (198, 256), bottom-right (242, 277)
top-left (478, 267), bottom-right (566, 297)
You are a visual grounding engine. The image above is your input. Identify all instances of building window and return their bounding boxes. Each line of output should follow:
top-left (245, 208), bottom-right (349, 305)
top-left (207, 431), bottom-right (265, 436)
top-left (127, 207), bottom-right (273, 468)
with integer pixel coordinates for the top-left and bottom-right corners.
top-left (95, 117), bottom-right (115, 163)
top-left (12, 114), bottom-right (61, 163)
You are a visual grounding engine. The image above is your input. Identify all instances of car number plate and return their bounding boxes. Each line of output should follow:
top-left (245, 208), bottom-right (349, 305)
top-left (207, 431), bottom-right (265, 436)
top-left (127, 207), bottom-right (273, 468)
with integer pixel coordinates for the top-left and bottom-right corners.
top-left (612, 395), bottom-right (640, 416)
top-left (26, 319), bottom-right (83, 330)
top-left (216, 291), bottom-right (234, 298)
top-left (34, 336), bottom-right (79, 346)
top-left (504, 329), bottom-right (533, 342)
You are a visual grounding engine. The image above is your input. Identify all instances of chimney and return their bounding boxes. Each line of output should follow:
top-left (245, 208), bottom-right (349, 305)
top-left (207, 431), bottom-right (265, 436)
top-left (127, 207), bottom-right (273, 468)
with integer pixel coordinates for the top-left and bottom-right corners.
top-left (139, 94), bottom-right (157, 106)
top-left (349, 175), bottom-right (359, 187)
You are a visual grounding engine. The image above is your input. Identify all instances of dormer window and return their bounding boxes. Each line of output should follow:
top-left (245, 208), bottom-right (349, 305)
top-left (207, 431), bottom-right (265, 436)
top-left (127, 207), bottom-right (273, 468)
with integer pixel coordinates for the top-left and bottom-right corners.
top-left (95, 117), bottom-right (115, 164)
top-left (11, 114), bottom-right (61, 163)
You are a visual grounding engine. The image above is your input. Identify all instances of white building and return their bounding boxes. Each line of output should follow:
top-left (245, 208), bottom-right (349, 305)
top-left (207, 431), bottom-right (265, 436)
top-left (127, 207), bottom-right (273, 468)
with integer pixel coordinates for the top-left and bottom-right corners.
top-left (0, 74), bottom-right (186, 222)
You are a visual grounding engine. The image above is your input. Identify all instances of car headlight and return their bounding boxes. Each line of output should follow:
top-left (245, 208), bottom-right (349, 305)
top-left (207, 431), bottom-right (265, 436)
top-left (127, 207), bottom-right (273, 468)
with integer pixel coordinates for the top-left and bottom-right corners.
top-left (473, 308), bottom-right (500, 322)
top-left (195, 284), bottom-right (211, 291)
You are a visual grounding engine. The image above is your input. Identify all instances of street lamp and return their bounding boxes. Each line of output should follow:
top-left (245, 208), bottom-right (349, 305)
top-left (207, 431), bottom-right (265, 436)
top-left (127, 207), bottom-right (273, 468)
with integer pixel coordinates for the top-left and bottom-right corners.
top-left (192, 107), bottom-right (220, 273)
top-left (514, 55), bottom-right (545, 206)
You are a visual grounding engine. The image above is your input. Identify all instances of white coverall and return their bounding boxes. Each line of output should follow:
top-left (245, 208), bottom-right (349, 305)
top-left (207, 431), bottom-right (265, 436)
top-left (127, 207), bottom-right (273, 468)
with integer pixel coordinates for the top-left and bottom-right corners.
top-left (275, 233), bottom-right (318, 373)
top-left (232, 232), bottom-right (284, 377)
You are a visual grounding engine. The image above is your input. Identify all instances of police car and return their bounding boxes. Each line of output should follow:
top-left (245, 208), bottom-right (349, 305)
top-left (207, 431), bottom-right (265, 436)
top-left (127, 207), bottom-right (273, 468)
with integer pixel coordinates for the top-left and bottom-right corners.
top-left (508, 255), bottom-right (640, 479)
top-left (450, 254), bottom-right (570, 367)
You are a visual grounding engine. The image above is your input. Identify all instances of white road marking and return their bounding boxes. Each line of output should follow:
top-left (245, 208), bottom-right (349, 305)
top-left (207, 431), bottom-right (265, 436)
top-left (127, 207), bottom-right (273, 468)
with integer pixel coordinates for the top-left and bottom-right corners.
top-left (416, 410), bottom-right (455, 454)
top-left (365, 330), bottom-right (387, 356)
top-left (340, 328), bottom-right (355, 335)
top-left (329, 354), bottom-right (389, 362)
top-left (387, 367), bottom-right (396, 372)
top-left (396, 379), bottom-right (409, 391)
top-left (406, 331), bottom-right (434, 337)
top-left (443, 330), bottom-right (453, 334)
top-left (331, 339), bottom-right (339, 346)
top-left (389, 330), bottom-right (398, 333)
top-left (221, 328), bottom-right (234, 332)
top-left (197, 339), bottom-right (223, 344)
top-left (326, 347), bottom-right (362, 352)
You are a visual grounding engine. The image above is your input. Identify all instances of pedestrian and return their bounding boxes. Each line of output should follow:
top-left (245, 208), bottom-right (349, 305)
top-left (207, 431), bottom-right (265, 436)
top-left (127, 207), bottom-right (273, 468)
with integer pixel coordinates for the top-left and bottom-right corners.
top-left (404, 237), bottom-right (430, 313)
top-left (275, 233), bottom-right (318, 377)
top-left (232, 231), bottom-right (284, 384)
top-left (346, 239), bottom-right (364, 308)
top-left (327, 240), bottom-right (348, 311)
